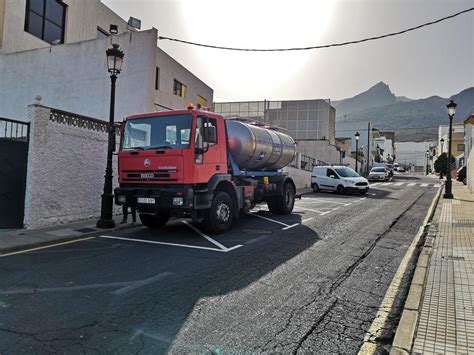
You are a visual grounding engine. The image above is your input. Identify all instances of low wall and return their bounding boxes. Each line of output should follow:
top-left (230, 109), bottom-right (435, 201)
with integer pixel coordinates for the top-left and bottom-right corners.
top-left (24, 104), bottom-right (120, 228)
top-left (468, 149), bottom-right (474, 193)
top-left (283, 166), bottom-right (311, 190)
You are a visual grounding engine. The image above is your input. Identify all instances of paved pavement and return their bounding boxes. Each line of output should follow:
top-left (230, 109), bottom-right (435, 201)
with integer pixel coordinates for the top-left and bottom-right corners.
top-left (0, 174), bottom-right (439, 353)
top-left (392, 182), bottom-right (474, 354)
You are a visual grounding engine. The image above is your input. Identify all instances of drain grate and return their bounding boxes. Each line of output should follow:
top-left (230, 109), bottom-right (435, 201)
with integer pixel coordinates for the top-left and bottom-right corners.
top-left (75, 228), bottom-right (97, 233)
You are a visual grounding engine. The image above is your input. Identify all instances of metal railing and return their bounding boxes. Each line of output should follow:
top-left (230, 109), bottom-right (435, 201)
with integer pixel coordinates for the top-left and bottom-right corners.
top-left (0, 118), bottom-right (30, 142)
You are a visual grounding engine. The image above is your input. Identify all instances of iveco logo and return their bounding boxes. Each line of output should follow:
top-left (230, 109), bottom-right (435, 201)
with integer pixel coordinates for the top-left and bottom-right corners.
top-left (144, 159), bottom-right (151, 167)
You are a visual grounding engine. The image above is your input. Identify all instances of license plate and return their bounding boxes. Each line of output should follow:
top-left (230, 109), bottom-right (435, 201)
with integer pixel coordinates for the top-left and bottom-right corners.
top-left (141, 173), bottom-right (155, 178)
top-left (137, 197), bottom-right (155, 204)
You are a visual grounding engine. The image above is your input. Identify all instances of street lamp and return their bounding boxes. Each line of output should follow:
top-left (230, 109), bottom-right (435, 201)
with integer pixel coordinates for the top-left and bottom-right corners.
top-left (97, 43), bottom-right (125, 228)
top-left (439, 138), bottom-right (445, 179)
top-left (425, 150), bottom-right (430, 175)
top-left (355, 131), bottom-right (360, 173)
top-left (443, 100), bottom-right (456, 199)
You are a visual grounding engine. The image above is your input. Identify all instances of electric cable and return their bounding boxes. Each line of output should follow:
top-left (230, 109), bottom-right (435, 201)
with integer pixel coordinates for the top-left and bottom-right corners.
top-left (158, 7), bottom-right (473, 51)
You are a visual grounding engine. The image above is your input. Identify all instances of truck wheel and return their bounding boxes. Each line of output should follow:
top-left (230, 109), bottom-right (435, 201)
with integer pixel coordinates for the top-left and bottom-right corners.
top-left (204, 192), bottom-right (233, 234)
top-left (274, 183), bottom-right (295, 215)
top-left (139, 213), bottom-right (169, 228)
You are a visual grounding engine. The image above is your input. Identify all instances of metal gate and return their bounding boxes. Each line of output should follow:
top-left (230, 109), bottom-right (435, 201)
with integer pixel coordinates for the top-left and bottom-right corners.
top-left (0, 118), bottom-right (30, 228)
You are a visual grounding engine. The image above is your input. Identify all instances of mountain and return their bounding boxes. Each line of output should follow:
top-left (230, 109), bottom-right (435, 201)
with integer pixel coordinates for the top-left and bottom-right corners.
top-left (334, 83), bottom-right (474, 142)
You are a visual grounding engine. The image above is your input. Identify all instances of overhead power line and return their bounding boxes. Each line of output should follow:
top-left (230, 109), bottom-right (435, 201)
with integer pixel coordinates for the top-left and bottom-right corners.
top-left (158, 7), bottom-right (473, 52)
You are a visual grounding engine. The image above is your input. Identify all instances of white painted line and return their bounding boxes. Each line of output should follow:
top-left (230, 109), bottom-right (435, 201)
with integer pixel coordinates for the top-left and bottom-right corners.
top-left (407, 183), bottom-right (416, 187)
top-left (353, 197), bottom-right (367, 203)
top-left (433, 184), bottom-right (441, 188)
top-left (420, 183), bottom-right (429, 187)
top-left (111, 272), bottom-right (172, 295)
top-left (370, 183), bottom-right (380, 186)
top-left (182, 221), bottom-right (228, 251)
top-left (302, 197), bottom-right (352, 206)
top-left (99, 235), bottom-right (233, 253)
top-left (246, 212), bottom-right (291, 227)
top-left (393, 182), bottom-right (404, 186)
top-left (302, 217), bottom-right (314, 223)
top-left (383, 182), bottom-right (393, 186)
top-left (294, 206), bottom-right (326, 213)
top-left (282, 223), bottom-right (300, 230)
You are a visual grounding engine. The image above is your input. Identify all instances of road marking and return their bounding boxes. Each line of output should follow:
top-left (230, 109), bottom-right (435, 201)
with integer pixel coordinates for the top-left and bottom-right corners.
top-left (111, 272), bottom-right (172, 295)
top-left (358, 184), bottom-right (443, 354)
top-left (99, 235), bottom-right (241, 253)
top-left (393, 182), bottom-right (404, 186)
top-left (294, 206), bottom-right (327, 214)
top-left (370, 183), bottom-right (380, 186)
top-left (246, 212), bottom-right (299, 230)
top-left (407, 183), bottom-right (416, 187)
top-left (383, 182), bottom-right (393, 186)
top-left (353, 197), bottom-right (367, 203)
top-left (0, 237), bottom-right (95, 257)
top-left (182, 221), bottom-right (229, 251)
top-left (433, 184), bottom-right (441, 188)
top-left (0, 272), bottom-right (172, 295)
top-left (302, 217), bottom-right (314, 223)
top-left (302, 197), bottom-right (352, 206)
top-left (420, 183), bottom-right (429, 187)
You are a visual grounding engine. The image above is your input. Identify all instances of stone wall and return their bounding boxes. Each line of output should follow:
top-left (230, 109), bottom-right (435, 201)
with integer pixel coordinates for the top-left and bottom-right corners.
top-left (283, 167), bottom-right (312, 190)
top-left (24, 104), bottom-right (120, 228)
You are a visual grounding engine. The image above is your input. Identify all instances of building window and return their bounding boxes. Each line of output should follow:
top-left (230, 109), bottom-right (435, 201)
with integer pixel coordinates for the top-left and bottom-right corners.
top-left (458, 144), bottom-right (465, 151)
top-left (173, 79), bottom-right (186, 98)
top-left (25, 0), bottom-right (67, 44)
top-left (97, 27), bottom-right (109, 39)
top-left (197, 95), bottom-right (207, 107)
top-left (155, 67), bottom-right (160, 90)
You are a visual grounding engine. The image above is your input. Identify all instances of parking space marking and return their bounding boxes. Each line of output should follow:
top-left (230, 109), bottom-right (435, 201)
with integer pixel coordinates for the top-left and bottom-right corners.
top-left (302, 217), bottom-right (315, 223)
top-left (246, 212), bottom-right (299, 230)
top-left (294, 205), bottom-right (327, 214)
top-left (370, 183), bottom-right (380, 186)
top-left (353, 197), bottom-right (367, 203)
top-left (420, 183), bottom-right (429, 187)
top-left (99, 235), bottom-right (242, 253)
top-left (433, 184), bottom-right (441, 188)
top-left (407, 183), bottom-right (416, 186)
top-left (393, 182), bottom-right (404, 186)
top-left (383, 182), bottom-right (393, 186)
top-left (301, 197), bottom-right (352, 206)
top-left (182, 221), bottom-right (230, 251)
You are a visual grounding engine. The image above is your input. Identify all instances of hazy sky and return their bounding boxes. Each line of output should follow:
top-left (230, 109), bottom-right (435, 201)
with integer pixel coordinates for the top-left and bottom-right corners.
top-left (103, 0), bottom-right (473, 102)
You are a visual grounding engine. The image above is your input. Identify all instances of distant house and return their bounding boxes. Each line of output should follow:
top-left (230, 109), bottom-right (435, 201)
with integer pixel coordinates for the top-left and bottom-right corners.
top-left (464, 114), bottom-right (474, 191)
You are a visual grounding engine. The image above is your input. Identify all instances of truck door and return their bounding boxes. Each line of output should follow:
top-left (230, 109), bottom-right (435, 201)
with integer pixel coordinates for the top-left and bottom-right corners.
top-left (194, 115), bottom-right (220, 182)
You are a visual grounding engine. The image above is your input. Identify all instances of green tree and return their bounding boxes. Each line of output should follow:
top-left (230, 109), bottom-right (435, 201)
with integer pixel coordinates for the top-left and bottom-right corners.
top-left (434, 153), bottom-right (455, 175)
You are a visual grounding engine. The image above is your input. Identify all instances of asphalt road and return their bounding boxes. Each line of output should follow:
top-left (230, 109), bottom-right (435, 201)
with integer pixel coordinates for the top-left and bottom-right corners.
top-left (0, 173), bottom-right (440, 354)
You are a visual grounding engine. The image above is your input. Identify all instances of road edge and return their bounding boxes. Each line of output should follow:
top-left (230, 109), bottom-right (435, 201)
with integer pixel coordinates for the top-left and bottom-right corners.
top-left (358, 184), bottom-right (444, 355)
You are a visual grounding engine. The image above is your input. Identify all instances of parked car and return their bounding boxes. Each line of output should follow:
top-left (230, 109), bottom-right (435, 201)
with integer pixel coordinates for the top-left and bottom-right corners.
top-left (457, 166), bottom-right (467, 185)
top-left (398, 166), bottom-right (406, 173)
top-left (368, 167), bottom-right (389, 182)
top-left (311, 166), bottom-right (369, 194)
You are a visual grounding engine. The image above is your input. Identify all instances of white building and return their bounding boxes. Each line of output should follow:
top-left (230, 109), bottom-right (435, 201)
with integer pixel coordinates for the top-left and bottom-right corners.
top-left (464, 115), bottom-right (474, 192)
top-left (395, 141), bottom-right (435, 171)
top-left (374, 136), bottom-right (393, 162)
top-left (0, 0), bottom-right (213, 122)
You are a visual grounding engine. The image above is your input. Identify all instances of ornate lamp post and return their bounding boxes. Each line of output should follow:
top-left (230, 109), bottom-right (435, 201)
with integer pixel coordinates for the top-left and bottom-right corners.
top-left (443, 100), bottom-right (456, 199)
top-left (425, 150), bottom-right (430, 175)
top-left (97, 44), bottom-right (125, 228)
top-left (355, 131), bottom-right (360, 173)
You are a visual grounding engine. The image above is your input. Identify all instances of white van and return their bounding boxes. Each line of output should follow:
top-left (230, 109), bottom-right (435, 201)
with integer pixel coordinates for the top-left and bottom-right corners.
top-left (311, 166), bottom-right (369, 194)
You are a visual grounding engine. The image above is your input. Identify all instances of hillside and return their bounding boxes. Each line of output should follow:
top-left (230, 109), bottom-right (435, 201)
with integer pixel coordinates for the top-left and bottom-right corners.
top-left (334, 83), bottom-right (474, 142)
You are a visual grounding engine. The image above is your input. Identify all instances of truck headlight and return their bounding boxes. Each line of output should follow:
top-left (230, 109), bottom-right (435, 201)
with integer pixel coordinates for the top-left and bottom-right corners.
top-left (117, 195), bottom-right (126, 203)
top-left (173, 197), bottom-right (184, 206)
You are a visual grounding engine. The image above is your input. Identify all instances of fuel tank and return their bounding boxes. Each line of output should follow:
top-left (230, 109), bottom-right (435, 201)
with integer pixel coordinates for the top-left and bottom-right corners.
top-left (226, 120), bottom-right (296, 170)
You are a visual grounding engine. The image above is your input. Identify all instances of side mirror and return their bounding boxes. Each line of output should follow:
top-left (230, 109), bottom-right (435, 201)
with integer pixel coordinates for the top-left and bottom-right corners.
top-left (329, 175), bottom-right (337, 179)
top-left (204, 126), bottom-right (217, 144)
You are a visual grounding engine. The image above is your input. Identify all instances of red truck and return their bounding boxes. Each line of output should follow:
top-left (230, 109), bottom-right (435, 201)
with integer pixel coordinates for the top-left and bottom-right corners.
top-left (115, 105), bottom-right (297, 234)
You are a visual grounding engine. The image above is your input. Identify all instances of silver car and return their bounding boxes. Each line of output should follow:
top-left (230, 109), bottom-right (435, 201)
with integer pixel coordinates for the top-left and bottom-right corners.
top-left (368, 167), bottom-right (389, 182)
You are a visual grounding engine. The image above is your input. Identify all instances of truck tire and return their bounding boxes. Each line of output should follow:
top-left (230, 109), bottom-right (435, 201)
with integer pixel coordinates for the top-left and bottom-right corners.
top-left (139, 213), bottom-right (169, 228)
top-left (274, 183), bottom-right (295, 215)
top-left (267, 198), bottom-right (278, 213)
top-left (204, 191), bottom-right (234, 234)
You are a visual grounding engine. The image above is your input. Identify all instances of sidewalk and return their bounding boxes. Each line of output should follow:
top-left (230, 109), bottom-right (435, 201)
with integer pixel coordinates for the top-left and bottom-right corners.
top-left (0, 216), bottom-right (138, 256)
top-left (392, 182), bottom-right (474, 354)
top-left (0, 187), bottom-right (314, 256)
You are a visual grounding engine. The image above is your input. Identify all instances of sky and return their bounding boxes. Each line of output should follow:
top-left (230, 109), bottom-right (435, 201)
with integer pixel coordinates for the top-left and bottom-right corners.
top-left (102, 0), bottom-right (474, 102)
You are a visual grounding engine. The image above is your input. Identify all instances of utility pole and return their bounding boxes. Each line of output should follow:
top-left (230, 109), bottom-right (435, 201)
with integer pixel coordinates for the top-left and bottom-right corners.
top-left (367, 122), bottom-right (371, 176)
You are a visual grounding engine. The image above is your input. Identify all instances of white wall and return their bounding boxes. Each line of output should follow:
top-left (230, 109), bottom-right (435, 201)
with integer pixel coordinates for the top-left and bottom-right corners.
top-left (283, 166), bottom-right (311, 190)
top-left (0, 30), bottom-right (156, 122)
top-left (296, 140), bottom-right (341, 165)
top-left (24, 103), bottom-right (121, 228)
top-left (0, 0), bottom-right (129, 54)
top-left (155, 47), bottom-right (213, 111)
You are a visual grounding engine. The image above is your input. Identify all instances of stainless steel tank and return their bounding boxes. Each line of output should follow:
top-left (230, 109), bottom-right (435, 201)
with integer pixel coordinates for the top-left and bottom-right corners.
top-left (226, 120), bottom-right (296, 170)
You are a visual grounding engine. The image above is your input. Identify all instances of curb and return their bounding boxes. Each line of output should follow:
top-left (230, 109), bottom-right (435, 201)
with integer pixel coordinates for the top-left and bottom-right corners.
top-left (389, 184), bottom-right (444, 354)
top-left (0, 222), bottom-right (140, 257)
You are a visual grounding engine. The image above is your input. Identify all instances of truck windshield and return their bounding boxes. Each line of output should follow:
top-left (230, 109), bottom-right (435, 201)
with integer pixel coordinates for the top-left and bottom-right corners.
top-left (335, 168), bottom-right (359, 178)
top-left (122, 115), bottom-right (192, 150)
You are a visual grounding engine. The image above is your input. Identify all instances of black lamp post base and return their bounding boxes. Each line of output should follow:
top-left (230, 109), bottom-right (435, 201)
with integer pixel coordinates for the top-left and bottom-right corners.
top-left (443, 193), bottom-right (454, 199)
top-left (96, 218), bottom-right (116, 229)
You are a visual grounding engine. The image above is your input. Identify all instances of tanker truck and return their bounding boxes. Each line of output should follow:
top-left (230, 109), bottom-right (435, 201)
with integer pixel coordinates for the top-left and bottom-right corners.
top-left (114, 105), bottom-right (297, 234)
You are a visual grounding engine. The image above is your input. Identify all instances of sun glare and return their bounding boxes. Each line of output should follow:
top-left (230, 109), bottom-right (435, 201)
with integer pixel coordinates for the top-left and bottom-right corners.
top-left (179, 0), bottom-right (335, 100)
